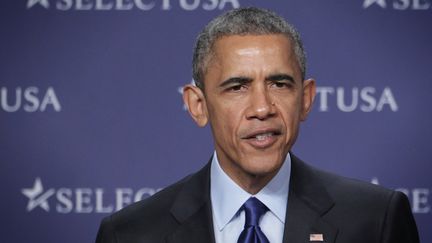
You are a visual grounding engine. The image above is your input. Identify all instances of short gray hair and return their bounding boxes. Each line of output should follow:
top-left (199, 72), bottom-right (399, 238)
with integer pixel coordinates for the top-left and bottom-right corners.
top-left (192, 7), bottom-right (307, 89)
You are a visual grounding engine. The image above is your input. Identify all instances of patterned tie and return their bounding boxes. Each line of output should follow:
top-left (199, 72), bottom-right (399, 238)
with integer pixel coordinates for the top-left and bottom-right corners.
top-left (237, 197), bottom-right (270, 243)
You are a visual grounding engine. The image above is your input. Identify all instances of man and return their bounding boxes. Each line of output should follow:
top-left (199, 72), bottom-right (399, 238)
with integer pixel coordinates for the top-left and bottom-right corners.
top-left (96, 7), bottom-right (419, 243)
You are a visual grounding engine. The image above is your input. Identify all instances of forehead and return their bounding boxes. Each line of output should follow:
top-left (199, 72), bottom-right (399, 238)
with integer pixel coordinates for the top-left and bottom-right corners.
top-left (208, 34), bottom-right (300, 78)
top-left (213, 34), bottom-right (293, 52)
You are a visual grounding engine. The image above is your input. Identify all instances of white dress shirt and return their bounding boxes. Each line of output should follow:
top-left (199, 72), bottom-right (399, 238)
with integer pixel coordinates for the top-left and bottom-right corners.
top-left (210, 151), bottom-right (291, 243)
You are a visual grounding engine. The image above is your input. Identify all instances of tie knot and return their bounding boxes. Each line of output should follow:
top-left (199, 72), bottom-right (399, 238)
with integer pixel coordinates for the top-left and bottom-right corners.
top-left (242, 197), bottom-right (268, 227)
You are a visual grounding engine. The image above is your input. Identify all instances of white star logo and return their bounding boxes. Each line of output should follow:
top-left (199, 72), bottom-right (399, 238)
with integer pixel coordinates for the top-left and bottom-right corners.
top-left (27, 0), bottom-right (50, 9)
top-left (363, 0), bottom-right (387, 8)
top-left (21, 178), bottom-right (55, 212)
top-left (178, 80), bottom-right (196, 111)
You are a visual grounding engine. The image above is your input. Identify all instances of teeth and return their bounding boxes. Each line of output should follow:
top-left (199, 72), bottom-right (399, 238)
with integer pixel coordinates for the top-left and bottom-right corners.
top-left (255, 132), bottom-right (273, 141)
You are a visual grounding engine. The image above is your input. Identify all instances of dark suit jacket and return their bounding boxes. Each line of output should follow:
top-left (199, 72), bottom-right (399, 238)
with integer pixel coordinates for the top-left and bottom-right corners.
top-left (96, 154), bottom-right (419, 243)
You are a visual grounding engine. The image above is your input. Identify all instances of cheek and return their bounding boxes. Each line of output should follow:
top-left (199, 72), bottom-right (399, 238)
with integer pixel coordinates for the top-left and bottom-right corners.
top-left (278, 99), bottom-right (302, 135)
top-left (210, 102), bottom-right (242, 143)
top-left (222, 106), bottom-right (242, 136)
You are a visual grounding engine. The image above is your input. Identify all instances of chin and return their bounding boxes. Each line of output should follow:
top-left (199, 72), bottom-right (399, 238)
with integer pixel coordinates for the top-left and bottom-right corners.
top-left (242, 157), bottom-right (282, 177)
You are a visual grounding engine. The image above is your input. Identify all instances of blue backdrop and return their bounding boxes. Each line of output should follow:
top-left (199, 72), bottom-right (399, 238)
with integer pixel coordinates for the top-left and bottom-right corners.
top-left (1, 0), bottom-right (431, 242)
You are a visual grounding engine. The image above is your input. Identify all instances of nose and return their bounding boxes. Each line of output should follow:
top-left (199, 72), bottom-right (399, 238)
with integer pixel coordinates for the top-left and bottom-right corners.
top-left (245, 85), bottom-right (276, 120)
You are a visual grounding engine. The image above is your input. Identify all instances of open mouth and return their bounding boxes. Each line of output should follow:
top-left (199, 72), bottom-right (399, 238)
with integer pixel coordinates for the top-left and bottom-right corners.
top-left (242, 129), bottom-right (282, 148)
top-left (244, 129), bottom-right (282, 139)
top-left (251, 132), bottom-right (280, 141)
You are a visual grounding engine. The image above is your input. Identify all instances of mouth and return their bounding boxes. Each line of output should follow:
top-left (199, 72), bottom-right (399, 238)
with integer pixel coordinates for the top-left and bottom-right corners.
top-left (242, 129), bottom-right (282, 149)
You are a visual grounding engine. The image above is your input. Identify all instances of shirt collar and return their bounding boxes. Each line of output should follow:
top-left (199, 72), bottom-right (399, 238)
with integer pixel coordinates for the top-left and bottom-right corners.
top-left (210, 151), bottom-right (291, 231)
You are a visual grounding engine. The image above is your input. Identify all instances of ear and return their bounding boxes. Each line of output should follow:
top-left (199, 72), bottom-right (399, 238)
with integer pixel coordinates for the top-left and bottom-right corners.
top-left (183, 84), bottom-right (209, 127)
top-left (300, 78), bottom-right (316, 121)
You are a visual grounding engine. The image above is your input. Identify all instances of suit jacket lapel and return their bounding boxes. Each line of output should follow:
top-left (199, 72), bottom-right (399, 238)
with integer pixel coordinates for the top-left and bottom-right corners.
top-left (283, 154), bottom-right (338, 243)
top-left (166, 161), bottom-right (216, 243)
top-left (165, 155), bottom-right (338, 243)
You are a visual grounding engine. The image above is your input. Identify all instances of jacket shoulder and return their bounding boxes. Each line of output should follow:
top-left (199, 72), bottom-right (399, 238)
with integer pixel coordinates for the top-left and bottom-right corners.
top-left (113, 173), bottom-right (192, 224)
top-left (311, 165), bottom-right (394, 199)
top-left (96, 173), bottom-right (193, 242)
top-left (298, 161), bottom-right (418, 242)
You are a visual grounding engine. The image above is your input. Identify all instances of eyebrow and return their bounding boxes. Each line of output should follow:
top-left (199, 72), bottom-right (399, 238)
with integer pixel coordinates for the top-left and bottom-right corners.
top-left (219, 73), bottom-right (296, 88)
top-left (219, 76), bottom-right (253, 88)
top-left (265, 74), bottom-right (295, 83)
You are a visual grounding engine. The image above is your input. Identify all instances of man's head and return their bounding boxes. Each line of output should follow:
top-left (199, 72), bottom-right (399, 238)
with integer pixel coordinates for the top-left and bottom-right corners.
top-left (192, 7), bottom-right (307, 90)
top-left (183, 7), bottom-right (316, 193)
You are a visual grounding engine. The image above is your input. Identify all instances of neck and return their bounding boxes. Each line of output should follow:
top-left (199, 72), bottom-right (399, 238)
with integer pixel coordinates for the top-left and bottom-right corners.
top-left (235, 172), bottom-right (277, 195)
top-left (217, 158), bottom-right (280, 195)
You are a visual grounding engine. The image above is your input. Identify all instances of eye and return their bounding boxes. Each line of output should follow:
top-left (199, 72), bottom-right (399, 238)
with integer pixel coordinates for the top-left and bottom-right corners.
top-left (227, 84), bottom-right (246, 92)
top-left (272, 81), bottom-right (291, 89)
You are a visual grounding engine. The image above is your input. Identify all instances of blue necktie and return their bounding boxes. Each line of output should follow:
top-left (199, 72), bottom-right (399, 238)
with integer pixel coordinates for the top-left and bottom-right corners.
top-left (237, 197), bottom-right (270, 243)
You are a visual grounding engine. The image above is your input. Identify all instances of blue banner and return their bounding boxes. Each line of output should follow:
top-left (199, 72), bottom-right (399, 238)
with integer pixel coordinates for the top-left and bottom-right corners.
top-left (1, 0), bottom-right (431, 242)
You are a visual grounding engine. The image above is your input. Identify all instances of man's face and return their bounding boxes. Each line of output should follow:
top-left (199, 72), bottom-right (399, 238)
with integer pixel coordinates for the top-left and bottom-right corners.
top-left (187, 34), bottom-right (315, 188)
